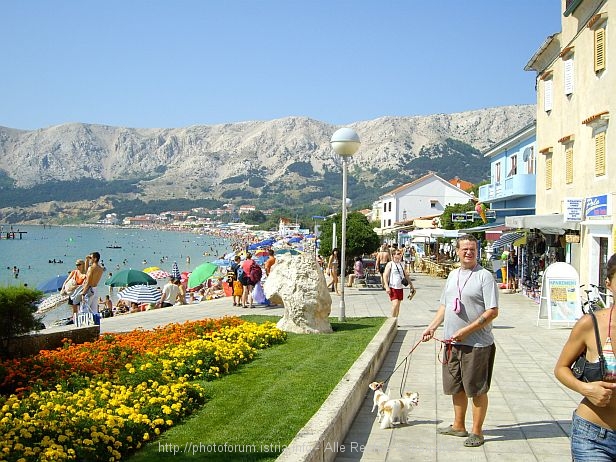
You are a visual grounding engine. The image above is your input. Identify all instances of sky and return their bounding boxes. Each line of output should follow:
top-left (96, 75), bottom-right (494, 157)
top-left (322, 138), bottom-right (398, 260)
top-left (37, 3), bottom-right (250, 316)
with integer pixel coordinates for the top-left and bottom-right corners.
top-left (1, 1), bottom-right (562, 130)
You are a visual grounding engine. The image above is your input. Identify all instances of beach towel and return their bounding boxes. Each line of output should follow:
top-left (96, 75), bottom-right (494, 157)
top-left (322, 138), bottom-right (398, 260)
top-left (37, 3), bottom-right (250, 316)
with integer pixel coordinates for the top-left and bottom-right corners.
top-left (253, 281), bottom-right (266, 304)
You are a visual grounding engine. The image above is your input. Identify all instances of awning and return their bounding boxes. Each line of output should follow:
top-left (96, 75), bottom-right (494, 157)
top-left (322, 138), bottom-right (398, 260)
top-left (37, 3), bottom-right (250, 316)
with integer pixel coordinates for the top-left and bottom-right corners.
top-left (459, 218), bottom-right (506, 233)
top-left (505, 214), bottom-right (580, 235)
top-left (492, 232), bottom-right (525, 251)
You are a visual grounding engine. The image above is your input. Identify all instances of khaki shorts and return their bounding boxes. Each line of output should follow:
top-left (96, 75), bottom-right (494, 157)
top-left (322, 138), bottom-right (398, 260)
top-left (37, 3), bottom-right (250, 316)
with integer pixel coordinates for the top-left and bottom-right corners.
top-left (442, 344), bottom-right (496, 397)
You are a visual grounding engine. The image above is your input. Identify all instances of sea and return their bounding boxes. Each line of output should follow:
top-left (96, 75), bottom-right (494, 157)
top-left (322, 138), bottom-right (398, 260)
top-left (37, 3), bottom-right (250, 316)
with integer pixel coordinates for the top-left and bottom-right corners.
top-left (0, 224), bottom-right (230, 326)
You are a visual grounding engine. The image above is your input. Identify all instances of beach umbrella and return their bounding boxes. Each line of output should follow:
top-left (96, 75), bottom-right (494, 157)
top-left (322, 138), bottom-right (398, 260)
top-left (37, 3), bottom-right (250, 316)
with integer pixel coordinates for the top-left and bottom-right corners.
top-left (275, 248), bottom-right (301, 256)
top-left (212, 258), bottom-right (232, 267)
top-left (254, 256), bottom-right (268, 265)
top-left (118, 285), bottom-right (161, 304)
top-left (143, 266), bottom-right (171, 279)
top-left (36, 293), bottom-right (70, 314)
top-left (253, 249), bottom-right (269, 257)
top-left (171, 261), bottom-right (181, 279)
top-left (187, 262), bottom-right (218, 289)
top-left (287, 237), bottom-right (302, 244)
top-left (105, 269), bottom-right (157, 287)
top-left (37, 274), bottom-right (68, 293)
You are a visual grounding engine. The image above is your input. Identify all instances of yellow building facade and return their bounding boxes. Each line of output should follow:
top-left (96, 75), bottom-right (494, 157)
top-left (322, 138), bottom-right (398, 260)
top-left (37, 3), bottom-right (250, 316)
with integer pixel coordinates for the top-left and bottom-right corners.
top-left (524, 0), bottom-right (615, 288)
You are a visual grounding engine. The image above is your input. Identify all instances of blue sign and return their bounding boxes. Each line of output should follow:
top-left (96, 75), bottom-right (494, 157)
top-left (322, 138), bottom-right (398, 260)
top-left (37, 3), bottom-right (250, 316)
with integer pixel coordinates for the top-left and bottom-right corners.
top-left (585, 194), bottom-right (608, 218)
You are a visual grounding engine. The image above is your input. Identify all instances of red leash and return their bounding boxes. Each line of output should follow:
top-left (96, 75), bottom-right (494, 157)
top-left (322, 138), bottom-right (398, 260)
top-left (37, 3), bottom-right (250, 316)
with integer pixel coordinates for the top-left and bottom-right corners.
top-left (433, 336), bottom-right (454, 364)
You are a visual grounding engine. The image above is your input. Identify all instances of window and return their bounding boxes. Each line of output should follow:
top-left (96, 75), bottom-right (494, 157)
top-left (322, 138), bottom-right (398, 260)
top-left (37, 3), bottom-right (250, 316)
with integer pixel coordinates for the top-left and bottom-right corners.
top-left (564, 58), bottom-right (574, 94)
top-left (388, 202), bottom-right (392, 212)
top-left (544, 78), bottom-right (553, 112)
top-left (402, 210), bottom-right (407, 220)
top-left (495, 162), bottom-right (501, 183)
top-left (595, 130), bottom-right (606, 176)
top-left (546, 154), bottom-right (553, 189)
top-left (383, 203), bottom-right (386, 212)
top-left (595, 27), bottom-right (606, 73)
top-left (430, 200), bottom-right (438, 209)
top-left (387, 219), bottom-right (391, 227)
top-left (565, 146), bottom-right (574, 184)
top-left (507, 155), bottom-right (518, 177)
top-left (524, 146), bottom-right (535, 174)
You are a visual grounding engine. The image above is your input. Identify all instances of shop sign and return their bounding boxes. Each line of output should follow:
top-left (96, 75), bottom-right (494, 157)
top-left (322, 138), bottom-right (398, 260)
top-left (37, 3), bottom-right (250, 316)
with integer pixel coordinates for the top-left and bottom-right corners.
top-left (564, 197), bottom-right (584, 222)
top-left (585, 194), bottom-right (608, 218)
top-left (452, 213), bottom-right (468, 222)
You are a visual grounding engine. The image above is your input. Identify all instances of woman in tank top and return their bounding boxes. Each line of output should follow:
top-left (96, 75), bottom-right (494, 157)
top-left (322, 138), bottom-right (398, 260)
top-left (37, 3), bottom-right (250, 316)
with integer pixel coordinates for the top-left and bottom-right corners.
top-left (555, 253), bottom-right (616, 461)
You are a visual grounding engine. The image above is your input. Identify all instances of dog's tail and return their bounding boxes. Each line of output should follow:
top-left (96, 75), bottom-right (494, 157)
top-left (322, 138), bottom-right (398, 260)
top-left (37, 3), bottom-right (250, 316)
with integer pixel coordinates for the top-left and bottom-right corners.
top-left (379, 413), bottom-right (392, 430)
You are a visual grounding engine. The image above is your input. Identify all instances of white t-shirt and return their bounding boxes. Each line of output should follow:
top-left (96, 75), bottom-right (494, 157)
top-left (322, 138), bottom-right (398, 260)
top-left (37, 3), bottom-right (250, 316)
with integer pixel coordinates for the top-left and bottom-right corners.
top-left (162, 282), bottom-right (180, 304)
top-left (439, 265), bottom-right (499, 347)
top-left (386, 262), bottom-right (406, 289)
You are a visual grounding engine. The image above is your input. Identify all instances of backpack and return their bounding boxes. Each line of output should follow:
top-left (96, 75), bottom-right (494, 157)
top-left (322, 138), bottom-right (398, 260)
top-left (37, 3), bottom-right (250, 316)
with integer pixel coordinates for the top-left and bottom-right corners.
top-left (249, 261), bottom-right (262, 284)
top-left (237, 265), bottom-right (246, 283)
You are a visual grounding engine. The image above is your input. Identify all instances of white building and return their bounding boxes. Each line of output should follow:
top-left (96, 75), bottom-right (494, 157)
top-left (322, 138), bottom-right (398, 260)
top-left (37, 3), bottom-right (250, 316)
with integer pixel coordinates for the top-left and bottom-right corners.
top-left (376, 172), bottom-right (474, 233)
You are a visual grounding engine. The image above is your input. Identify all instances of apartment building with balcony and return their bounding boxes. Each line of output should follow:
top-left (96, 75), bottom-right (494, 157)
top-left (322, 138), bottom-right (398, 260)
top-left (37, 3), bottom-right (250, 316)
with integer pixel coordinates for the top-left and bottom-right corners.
top-left (479, 122), bottom-right (537, 222)
top-left (516, 0), bottom-right (615, 287)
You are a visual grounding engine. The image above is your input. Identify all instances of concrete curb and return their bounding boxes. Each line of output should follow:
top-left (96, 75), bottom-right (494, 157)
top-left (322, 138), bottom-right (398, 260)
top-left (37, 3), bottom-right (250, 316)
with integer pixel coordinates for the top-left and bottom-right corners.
top-left (277, 317), bottom-right (397, 462)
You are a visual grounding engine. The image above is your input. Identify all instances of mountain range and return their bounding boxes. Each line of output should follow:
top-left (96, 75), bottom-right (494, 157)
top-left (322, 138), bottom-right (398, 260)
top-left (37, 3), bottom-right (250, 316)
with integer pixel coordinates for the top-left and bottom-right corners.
top-left (0, 105), bottom-right (535, 223)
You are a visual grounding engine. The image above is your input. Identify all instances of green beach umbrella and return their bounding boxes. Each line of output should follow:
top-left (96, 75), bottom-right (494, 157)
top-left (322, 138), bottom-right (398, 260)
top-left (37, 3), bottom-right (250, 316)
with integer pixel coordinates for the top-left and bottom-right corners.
top-left (187, 262), bottom-right (218, 289)
top-left (105, 269), bottom-right (157, 287)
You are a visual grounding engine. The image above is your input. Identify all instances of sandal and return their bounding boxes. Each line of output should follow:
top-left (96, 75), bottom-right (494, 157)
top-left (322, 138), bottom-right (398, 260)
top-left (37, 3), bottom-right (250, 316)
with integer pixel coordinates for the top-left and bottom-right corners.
top-left (463, 433), bottom-right (484, 447)
top-left (437, 425), bottom-right (468, 437)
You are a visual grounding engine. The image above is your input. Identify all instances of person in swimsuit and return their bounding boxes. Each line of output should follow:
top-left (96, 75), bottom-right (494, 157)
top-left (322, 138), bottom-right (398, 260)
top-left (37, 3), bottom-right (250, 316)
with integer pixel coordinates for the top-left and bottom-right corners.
top-left (555, 253), bottom-right (616, 461)
top-left (327, 248), bottom-right (341, 295)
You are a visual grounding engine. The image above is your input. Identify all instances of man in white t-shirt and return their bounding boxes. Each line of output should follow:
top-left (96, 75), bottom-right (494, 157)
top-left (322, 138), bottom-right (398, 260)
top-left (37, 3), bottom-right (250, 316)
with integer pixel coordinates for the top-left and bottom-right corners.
top-left (159, 277), bottom-right (180, 308)
top-left (421, 234), bottom-right (499, 449)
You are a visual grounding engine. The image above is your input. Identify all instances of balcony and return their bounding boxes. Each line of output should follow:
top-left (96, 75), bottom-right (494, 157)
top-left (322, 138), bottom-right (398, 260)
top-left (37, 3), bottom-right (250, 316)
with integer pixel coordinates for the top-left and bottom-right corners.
top-left (478, 174), bottom-right (536, 202)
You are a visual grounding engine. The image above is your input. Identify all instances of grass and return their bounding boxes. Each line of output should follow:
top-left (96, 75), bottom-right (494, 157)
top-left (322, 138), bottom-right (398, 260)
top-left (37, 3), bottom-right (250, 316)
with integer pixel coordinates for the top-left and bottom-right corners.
top-left (128, 316), bottom-right (385, 462)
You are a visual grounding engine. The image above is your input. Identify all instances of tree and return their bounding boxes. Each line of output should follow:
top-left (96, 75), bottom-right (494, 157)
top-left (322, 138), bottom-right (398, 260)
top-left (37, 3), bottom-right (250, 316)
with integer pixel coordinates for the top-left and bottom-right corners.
top-left (318, 212), bottom-right (380, 272)
top-left (440, 200), bottom-right (483, 230)
top-left (0, 286), bottom-right (44, 358)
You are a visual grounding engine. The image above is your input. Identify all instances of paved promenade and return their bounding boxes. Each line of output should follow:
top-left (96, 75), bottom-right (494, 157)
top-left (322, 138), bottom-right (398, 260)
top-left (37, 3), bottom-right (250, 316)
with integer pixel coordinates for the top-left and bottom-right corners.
top-left (99, 273), bottom-right (578, 461)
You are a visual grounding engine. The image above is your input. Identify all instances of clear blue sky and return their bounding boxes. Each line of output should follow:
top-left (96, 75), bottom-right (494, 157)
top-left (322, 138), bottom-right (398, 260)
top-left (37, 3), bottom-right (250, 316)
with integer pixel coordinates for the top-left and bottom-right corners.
top-left (2, 1), bottom-right (561, 130)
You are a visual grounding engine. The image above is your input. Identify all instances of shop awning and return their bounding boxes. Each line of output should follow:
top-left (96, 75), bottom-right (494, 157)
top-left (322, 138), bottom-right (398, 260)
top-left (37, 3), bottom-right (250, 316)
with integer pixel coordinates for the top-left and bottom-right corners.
top-left (505, 214), bottom-right (580, 235)
top-left (492, 232), bottom-right (525, 251)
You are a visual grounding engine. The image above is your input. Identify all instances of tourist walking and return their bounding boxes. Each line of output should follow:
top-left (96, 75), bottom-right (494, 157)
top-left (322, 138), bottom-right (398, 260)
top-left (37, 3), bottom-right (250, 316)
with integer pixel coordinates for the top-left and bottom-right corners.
top-left (375, 244), bottom-right (391, 288)
top-left (383, 250), bottom-right (411, 318)
top-left (421, 234), bottom-right (499, 448)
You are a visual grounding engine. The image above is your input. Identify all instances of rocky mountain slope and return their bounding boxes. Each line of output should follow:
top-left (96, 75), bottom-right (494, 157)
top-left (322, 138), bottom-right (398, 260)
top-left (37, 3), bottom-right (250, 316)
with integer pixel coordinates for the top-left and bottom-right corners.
top-left (0, 105), bottom-right (535, 222)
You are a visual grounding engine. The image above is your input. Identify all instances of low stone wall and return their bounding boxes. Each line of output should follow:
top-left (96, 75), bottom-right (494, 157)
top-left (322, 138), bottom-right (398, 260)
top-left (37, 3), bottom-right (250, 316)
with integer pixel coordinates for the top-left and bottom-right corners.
top-left (277, 317), bottom-right (397, 462)
top-left (7, 325), bottom-right (100, 357)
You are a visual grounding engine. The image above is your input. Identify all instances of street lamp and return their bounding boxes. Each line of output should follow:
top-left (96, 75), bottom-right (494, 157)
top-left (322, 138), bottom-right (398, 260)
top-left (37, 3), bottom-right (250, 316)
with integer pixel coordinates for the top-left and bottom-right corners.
top-left (331, 127), bottom-right (361, 321)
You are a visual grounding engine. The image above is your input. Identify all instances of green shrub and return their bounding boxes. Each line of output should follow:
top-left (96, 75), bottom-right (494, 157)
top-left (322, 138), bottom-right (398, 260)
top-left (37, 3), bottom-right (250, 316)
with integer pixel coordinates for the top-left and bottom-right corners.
top-left (0, 286), bottom-right (44, 358)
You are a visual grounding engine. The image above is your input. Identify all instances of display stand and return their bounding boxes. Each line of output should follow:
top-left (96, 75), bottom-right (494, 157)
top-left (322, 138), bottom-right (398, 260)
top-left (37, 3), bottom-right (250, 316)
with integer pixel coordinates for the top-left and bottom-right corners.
top-left (537, 262), bottom-right (582, 328)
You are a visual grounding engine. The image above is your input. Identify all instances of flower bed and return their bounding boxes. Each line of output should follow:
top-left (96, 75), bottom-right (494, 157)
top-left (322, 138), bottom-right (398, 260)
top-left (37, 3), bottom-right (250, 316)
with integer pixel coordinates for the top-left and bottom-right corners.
top-left (0, 316), bottom-right (286, 461)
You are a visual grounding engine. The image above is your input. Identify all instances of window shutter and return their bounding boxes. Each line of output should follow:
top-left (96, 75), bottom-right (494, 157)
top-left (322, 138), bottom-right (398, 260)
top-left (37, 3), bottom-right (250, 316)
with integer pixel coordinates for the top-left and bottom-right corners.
top-left (564, 59), bottom-right (574, 95)
top-left (546, 155), bottom-right (553, 189)
top-left (544, 79), bottom-right (553, 112)
top-left (565, 147), bottom-right (574, 184)
top-left (595, 28), bottom-right (606, 72)
top-left (595, 131), bottom-right (606, 176)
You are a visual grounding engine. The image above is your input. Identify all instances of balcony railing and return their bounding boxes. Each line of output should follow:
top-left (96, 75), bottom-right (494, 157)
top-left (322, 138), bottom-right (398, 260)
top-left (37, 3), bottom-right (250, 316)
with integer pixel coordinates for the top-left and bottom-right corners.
top-left (478, 174), bottom-right (536, 202)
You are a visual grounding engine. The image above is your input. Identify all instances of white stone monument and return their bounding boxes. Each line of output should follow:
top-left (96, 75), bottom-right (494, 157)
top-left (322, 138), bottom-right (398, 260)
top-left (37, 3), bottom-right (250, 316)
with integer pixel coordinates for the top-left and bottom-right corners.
top-left (264, 251), bottom-right (332, 334)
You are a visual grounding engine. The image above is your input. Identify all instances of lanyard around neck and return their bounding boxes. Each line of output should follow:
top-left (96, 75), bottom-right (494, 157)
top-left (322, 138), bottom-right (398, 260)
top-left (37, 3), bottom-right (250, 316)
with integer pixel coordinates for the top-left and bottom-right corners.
top-left (457, 265), bottom-right (477, 299)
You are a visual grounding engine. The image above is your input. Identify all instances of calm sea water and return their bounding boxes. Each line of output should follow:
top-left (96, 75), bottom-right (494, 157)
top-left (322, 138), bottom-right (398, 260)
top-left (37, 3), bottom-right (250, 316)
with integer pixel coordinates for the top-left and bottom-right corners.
top-left (0, 225), bottom-right (229, 325)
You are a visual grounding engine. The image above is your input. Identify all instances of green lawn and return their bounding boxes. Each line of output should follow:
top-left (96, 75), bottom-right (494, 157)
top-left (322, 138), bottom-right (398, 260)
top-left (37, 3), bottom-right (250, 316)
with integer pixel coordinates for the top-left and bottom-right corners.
top-left (129, 316), bottom-right (385, 462)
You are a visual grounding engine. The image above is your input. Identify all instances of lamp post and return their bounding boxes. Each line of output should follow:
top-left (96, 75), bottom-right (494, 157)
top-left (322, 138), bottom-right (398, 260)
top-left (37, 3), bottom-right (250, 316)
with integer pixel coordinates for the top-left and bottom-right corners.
top-left (330, 127), bottom-right (361, 321)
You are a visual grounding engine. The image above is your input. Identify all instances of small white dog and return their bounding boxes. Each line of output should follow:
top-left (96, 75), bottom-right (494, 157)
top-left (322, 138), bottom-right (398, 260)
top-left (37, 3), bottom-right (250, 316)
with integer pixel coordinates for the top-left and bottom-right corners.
top-left (368, 381), bottom-right (390, 422)
top-left (379, 392), bottom-right (420, 429)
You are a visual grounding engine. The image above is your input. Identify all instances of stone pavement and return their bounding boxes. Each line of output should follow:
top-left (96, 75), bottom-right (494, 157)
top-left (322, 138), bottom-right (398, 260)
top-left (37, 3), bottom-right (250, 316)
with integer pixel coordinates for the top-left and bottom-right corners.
top-left (98, 273), bottom-right (579, 461)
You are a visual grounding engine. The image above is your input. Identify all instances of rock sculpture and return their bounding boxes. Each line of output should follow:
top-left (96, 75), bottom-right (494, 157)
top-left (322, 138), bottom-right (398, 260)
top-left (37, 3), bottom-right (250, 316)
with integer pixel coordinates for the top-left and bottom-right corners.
top-left (263, 252), bottom-right (332, 334)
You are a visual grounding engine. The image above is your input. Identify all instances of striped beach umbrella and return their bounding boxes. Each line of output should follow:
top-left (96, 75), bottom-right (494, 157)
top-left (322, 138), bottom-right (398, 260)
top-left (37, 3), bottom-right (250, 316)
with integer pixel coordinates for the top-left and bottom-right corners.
top-left (118, 285), bottom-right (162, 304)
top-left (171, 261), bottom-right (181, 279)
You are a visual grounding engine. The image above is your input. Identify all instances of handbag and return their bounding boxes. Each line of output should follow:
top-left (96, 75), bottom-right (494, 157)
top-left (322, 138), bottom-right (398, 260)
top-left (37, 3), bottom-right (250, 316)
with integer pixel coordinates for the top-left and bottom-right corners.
top-left (571, 310), bottom-right (606, 382)
top-left (71, 285), bottom-right (85, 305)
